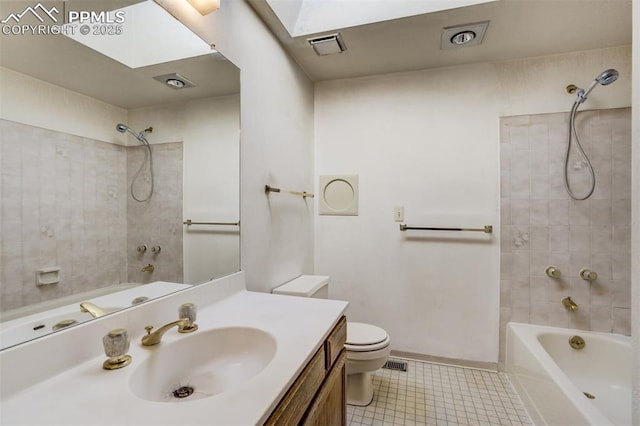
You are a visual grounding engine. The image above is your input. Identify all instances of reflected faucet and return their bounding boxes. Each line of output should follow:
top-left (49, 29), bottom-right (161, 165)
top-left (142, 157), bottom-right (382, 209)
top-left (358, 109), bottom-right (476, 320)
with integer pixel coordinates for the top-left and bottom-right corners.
top-left (141, 264), bottom-right (154, 273)
top-left (80, 302), bottom-right (108, 318)
top-left (141, 303), bottom-right (198, 346)
top-left (562, 297), bottom-right (578, 312)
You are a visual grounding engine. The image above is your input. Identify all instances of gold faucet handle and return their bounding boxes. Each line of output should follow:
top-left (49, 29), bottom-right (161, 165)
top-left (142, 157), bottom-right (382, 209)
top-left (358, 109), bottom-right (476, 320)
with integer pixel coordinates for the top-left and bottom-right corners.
top-left (579, 268), bottom-right (598, 281)
top-left (179, 303), bottom-right (197, 322)
top-left (178, 303), bottom-right (198, 333)
top-left (545, 266), bottom-right (561, 278)
top-left (102, 329), bottom-right (132, 370)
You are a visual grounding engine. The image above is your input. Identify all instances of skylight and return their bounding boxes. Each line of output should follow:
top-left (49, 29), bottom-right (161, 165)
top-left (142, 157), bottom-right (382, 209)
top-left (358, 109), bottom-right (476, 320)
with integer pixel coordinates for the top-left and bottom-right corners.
top-left (64, 1), bottom-right (213, 69)
top-left (267, 0), bottom-right (498, 37)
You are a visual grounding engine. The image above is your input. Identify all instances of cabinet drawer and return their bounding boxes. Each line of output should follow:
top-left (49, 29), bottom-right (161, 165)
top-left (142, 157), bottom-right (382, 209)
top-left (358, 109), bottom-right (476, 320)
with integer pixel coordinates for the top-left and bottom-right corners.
top-left (264, 347), bottom-right (326, 426)
top-left (325, 316), bottom-right (346, 370)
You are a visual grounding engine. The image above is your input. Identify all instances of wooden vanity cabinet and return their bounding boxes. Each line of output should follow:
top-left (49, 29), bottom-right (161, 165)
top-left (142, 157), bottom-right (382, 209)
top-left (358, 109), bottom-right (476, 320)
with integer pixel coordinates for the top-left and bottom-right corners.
top-left (265, 316), bottom-right (347, 426)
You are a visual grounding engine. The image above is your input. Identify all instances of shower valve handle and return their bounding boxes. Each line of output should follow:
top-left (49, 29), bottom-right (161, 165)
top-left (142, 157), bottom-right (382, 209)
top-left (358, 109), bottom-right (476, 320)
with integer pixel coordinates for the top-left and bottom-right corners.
top-left (545, 266), bottom-right (561, 278)
top-left (579, 269), bottom-right (597, 281)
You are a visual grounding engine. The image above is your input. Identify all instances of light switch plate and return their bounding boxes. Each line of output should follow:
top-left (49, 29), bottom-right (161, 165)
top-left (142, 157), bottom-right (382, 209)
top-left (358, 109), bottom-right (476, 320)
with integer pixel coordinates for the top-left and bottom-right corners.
top-left (394, 206), bottom-right (404, 222)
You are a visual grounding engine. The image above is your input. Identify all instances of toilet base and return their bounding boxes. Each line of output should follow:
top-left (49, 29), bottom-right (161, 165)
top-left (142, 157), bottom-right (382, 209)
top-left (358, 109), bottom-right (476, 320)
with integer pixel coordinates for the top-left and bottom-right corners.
top-left (346, 372), bottom-right (374, 406)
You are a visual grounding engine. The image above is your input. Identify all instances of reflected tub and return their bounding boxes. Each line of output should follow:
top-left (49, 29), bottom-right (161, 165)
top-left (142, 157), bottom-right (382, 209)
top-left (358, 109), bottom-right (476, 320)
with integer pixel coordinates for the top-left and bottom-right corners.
top-left (505, 322), bottom-right (631, 426)
top-left (0, 282), bottom-right (191, 350)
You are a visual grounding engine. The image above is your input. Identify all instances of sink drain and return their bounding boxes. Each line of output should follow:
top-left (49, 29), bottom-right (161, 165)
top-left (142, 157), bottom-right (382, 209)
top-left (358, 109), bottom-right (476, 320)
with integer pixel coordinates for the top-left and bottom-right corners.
top-left (583, 392), bottom-right (595, 399)
top-left (172, 386), bottom-right (195, 399)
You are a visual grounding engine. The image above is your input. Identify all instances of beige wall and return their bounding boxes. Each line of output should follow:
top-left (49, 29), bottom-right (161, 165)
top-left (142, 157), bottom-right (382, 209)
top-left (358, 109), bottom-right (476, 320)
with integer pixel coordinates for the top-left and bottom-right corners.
top-left (154, 0), bottom-right (316, 293)
top-left (314, 46), bottom-right (631, 363)
top-left (0, 67), bottom-right (127, 145)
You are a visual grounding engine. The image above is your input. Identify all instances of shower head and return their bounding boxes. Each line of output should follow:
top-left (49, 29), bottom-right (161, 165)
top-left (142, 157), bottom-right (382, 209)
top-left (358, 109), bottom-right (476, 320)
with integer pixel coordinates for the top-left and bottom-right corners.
top-left (595, 69), bottom-right (619, 85)
top-left (579, 68), bottom-right (619, 102)
top-left (115, 123), bottom-right (151, 144)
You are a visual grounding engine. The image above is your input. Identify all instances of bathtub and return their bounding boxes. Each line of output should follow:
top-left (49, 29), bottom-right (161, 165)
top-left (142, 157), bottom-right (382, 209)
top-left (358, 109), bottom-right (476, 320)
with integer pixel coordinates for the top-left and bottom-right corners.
top-left (505, 322), bottom-right (631, 426)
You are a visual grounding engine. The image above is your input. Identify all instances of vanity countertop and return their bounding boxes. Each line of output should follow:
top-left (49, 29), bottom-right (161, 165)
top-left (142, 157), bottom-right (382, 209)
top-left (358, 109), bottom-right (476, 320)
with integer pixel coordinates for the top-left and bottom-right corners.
top-left (0, 278), bottom-right (348, 425)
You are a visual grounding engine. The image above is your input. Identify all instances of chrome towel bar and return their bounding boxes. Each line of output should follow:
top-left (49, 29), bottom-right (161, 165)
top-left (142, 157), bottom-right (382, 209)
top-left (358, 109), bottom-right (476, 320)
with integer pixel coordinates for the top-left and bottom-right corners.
top-left (183, 220), bottom-right (239, 226)
top-left (265, 185), bottom-right (314, 198)
top-left (399, 224), bottom-right (493, 234)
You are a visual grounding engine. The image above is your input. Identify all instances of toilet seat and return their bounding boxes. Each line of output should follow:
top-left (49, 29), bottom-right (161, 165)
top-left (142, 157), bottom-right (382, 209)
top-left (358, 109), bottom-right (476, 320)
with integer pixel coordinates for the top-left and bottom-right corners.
top-left (345, 322), bottom-right (390, 352)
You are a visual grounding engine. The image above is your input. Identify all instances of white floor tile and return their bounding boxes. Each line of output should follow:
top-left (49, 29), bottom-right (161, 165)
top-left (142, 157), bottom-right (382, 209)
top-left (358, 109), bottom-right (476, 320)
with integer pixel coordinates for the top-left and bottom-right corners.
top-left (347, 359), bottom-right (532, 426)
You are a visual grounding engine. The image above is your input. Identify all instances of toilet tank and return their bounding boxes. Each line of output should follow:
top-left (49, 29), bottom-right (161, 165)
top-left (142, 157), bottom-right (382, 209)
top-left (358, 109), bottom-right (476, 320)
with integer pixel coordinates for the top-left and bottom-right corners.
top-left (272, 275), bottom-right (329, 299)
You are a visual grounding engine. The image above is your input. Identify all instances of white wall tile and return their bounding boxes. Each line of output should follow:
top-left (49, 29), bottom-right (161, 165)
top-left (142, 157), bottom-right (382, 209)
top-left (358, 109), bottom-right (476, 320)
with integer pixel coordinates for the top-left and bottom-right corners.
top-left (0, 120), bottom-right (130, 310)
top-left (499, 108), bottom-right (632, 363)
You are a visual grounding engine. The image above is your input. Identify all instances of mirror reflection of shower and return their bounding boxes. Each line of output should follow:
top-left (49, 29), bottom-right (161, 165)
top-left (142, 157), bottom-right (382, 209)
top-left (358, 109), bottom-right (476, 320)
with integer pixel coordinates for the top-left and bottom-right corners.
top-left (563, 69), bottom-right (619, 200)
top-left (116, 124), bottom-right (155, 202)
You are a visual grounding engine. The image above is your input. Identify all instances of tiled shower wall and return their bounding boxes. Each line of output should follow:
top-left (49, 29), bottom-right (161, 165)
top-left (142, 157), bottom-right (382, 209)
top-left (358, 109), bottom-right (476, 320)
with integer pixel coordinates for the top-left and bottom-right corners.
top-left (499, 108), bottom-right (632, 363)
top-left (126, 143), bottom-right (183, 285)
top-left (0, 120), bottom-right (183, 312)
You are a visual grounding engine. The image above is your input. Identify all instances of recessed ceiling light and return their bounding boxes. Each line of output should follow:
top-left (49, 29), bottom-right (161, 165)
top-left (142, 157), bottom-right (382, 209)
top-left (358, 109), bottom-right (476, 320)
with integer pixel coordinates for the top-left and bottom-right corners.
top-left (450, 30), bottom-right (476, 45)
top-left (166, 78), bottom-right (186, 88)
top-left (441, 21), bottom-right (489, 50)
top-left (152, 73), bottom-right (196, 90)
top-left (308, 33), bottom-right (347, 56)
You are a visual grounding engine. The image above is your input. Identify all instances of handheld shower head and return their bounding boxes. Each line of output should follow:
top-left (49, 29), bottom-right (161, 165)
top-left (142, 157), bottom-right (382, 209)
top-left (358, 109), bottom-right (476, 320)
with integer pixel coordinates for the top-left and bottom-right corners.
top-left (595, 68), bottom-right (619, 85)
top-left (115, 123), bottom-right (151, 144)
top-left (564, 67), bottom-right (619, 201)
top-left (115, 123), bottom-right (155, 202)
top-left (580, 68), bottom-right (619, 102)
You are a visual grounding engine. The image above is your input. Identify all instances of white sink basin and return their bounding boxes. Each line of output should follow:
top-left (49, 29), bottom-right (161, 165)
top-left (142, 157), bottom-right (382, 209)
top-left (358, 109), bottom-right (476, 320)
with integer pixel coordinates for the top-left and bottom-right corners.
top-left (129, 327), bottom-right (277, 402)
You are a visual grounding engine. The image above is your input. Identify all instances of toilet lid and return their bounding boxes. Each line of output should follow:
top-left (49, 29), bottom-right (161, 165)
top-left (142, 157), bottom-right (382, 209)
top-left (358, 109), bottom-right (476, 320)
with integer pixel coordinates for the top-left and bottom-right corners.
top-left (346, 322), bottom-right (388, 346)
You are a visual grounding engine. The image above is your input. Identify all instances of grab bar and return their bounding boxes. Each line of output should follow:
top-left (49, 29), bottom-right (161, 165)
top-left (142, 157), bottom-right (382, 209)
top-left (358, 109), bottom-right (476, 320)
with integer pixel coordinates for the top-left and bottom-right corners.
top-left (183, 220), bottom-right (239, 226)
top-left (265, 185), bottom-right (314, 198)
top-left (399, 224), bottom-right (493, 234)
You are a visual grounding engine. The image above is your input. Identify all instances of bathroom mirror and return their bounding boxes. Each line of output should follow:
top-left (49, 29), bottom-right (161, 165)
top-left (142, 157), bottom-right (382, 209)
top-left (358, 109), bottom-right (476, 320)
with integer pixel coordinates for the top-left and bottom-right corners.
top-left (0, 0), bottom-right (240, 349)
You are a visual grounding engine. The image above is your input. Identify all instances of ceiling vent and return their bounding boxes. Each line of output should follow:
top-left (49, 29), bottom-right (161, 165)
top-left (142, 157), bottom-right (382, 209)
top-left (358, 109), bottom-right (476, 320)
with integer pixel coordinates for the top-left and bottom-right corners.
top-left (308, 33), bottom-right (347, 56)
top-left (441, 21), bottom-right (489, 50)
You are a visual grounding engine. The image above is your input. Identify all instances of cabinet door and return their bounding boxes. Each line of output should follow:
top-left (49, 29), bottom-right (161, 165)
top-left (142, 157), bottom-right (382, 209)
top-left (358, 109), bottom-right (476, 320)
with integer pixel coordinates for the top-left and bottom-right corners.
top-left (302, 349), bottom-right (346, 426)
top-left (265, 348), bottom-right (326, 426)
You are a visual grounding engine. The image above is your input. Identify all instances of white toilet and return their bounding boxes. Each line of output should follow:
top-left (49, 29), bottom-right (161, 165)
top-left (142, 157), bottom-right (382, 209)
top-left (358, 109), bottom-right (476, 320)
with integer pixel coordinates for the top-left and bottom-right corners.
top-left (272, 275), bottom-right (391, 406)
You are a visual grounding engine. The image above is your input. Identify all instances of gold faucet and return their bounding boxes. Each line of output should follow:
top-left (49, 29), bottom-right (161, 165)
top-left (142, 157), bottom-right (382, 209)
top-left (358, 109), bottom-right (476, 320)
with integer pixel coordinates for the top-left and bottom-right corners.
top-left (141, 319), bottom-right (198, 346)
top-left (80, 302), bottom-right (108, 318)
top-left (141, 303), bottom-right (198, 346)
top-left (562, 297), bottom-right (578, 311)
top-left (141, 264), bottom-right (154, 273)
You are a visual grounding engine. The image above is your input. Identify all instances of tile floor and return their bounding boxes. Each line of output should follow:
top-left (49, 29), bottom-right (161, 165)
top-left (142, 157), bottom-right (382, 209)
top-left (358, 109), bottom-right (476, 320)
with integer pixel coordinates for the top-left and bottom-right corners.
top-left (346, 359), bottom-right (533, 426)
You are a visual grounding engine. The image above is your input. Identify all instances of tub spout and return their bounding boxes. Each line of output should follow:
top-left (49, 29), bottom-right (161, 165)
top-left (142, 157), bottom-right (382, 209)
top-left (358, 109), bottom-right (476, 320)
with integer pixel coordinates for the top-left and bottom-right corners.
top-left (562, 297), bottom-right (578, 311)
top-left (141, 264), bottom-right (154, 273)
top-left (80, 302), bottom-right (108, 318)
